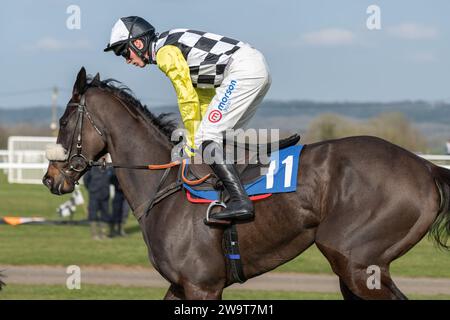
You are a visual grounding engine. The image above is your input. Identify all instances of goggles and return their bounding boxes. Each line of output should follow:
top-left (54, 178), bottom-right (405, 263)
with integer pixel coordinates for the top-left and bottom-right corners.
top-left (112, 42), bottom-right (130, 60)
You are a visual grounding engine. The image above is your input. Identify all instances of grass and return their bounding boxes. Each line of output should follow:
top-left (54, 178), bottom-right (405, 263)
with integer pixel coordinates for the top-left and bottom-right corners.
top-left (1, 172), bottom-right (450, 278)
top-left (0, 171), bottom-right (149, 266)
top-left (0, 284), bottom-right (449, 300)
top-left (0, 224), bottom-right (149, 266)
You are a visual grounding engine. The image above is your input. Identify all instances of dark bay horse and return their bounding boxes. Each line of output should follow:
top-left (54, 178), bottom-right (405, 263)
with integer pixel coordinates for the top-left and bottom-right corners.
top-left (43, 67), bottom-right (450, 300)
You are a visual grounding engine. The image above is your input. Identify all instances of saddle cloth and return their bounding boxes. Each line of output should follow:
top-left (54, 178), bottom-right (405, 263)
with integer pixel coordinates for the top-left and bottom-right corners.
top-left (183, 144), bottom-right (304, 202)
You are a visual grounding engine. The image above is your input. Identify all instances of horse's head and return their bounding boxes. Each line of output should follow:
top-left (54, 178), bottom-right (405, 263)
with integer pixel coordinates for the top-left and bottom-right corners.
top-left (43, 67), bottom-right (107, 194)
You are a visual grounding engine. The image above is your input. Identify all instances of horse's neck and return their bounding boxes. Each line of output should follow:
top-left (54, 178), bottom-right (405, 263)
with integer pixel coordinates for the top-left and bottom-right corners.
top-left (106, 117), bottom-right (173, 212)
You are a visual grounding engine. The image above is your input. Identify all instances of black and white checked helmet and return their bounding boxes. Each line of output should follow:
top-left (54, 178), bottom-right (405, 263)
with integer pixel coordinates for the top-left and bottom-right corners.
top-left (104, 16), bottom-right (156, 63)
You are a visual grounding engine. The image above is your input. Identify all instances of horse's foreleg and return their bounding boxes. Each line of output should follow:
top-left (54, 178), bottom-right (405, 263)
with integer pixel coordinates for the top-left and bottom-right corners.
top-left (182, 281), bottom-right (224, 300)
top-left (163, 283), bottom-right (185, 300)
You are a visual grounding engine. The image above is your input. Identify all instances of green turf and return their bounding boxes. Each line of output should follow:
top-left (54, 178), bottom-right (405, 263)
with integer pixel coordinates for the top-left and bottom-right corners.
top-left (0, 173), bottom-right (76, 218)
top-left (1, 172), bottom-right (450, 277)
top-left (0, 223), bottom-right (149, 265)
top-left (0, 284), bottom-right (449, 300)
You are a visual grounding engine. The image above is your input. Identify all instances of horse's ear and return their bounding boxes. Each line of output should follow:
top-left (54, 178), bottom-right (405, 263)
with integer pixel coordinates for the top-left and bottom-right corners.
top-left (73, 67), bottom-right (87, 98)
top-left (93, 72), bottom-right (100, 82)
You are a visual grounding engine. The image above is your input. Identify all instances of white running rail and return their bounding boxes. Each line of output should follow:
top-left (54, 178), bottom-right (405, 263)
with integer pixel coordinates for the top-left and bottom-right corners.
top-left (1, 136), bottom-right (56, 184)
top-left (1, 136), bottom-right (450, 183)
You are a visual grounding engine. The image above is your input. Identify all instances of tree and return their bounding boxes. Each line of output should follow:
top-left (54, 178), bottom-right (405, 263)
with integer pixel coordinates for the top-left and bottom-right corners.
top-left (0, 126), bottom-right (7, 149)
top-left (0, 124), bottom-right (53, 149)
top-left (304, 112), bottom-right (427, 152)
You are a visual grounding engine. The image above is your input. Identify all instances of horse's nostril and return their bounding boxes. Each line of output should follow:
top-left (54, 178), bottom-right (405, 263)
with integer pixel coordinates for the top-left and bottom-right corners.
top-left (43, 176), bottom-right (53, 188)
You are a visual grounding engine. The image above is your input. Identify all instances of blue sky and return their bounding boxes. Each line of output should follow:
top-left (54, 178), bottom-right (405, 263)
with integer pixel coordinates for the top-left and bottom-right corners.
top-left (0, 0), bottom-right (449, 108)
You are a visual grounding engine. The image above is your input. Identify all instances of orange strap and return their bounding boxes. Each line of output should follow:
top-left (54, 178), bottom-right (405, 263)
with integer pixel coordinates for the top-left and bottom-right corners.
top-left (146, 159), bottom-right (210, 186)
top-left (148, 161), bottom-right (180, 170)
top-left (181, 159), bottom-right (211, 186)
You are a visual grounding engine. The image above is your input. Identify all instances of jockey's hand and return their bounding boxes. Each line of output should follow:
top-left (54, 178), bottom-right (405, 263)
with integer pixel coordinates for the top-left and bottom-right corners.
top-left (170, 142), bottom-right (184, 162)
top-left (170, 142), bottom-right (194, 162)
top-left (170, 128), bottom-right (193, 162)
top-left (183, 145), bottom-right (196, 158)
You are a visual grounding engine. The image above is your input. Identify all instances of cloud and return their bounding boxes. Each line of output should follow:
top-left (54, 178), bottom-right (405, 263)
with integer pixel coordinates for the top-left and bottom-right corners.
top-left (29, 37), bottom-right (91, 52)
top-left (387, 23), bottom-right (438, 40)
top-left (302, 28), bottom-right (355, 47)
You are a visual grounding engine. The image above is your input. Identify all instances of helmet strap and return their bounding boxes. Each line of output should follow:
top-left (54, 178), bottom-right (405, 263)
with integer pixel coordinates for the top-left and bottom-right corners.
top-left (129, 40), bottom-right (150, 65)
top-left (125, 17), bottom-right (149, 65)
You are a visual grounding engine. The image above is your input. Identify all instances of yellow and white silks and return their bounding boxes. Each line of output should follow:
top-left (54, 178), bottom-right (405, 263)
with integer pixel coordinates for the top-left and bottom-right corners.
top-left (156, 45), bottom-right (271, 156)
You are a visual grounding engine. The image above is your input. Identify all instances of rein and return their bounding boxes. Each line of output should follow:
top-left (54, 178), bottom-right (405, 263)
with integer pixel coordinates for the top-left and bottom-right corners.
top-left (89, 158), bottom-right (210, 220)
top-left (87, 158), bottom-right (181, 170)
top-left (58, 93), bottom-right (211, 218)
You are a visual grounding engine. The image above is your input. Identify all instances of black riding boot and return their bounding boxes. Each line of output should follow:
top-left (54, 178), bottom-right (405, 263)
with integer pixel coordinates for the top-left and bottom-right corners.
top-left (203, 141), bottom-right (254, 221)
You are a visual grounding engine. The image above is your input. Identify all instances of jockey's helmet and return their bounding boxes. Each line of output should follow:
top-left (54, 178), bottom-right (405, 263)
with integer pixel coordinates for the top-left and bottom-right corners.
top-left (104, 16), bottom-right (156, 64)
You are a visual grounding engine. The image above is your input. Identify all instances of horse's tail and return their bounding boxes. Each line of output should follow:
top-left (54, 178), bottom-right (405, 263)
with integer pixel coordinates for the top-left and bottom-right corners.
top-left (430, 165), bottom-right (450, 251)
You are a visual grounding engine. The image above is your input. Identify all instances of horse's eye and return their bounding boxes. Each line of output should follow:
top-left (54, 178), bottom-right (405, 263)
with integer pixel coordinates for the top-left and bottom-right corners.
top-left (60, 120), bottom-right (68, 127)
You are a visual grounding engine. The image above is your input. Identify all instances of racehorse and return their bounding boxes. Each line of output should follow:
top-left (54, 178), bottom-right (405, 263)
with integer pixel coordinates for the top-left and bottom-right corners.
top-left (43, 67), bottom-right (450, 300)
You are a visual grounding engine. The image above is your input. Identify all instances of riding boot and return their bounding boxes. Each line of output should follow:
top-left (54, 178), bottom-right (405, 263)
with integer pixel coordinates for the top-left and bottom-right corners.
top-left (203, 141), bottom-right (254, 221)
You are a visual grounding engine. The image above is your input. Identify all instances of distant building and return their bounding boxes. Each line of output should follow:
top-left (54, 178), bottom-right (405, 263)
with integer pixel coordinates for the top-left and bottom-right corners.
top-left (446, 140), bottom-right (450, 155)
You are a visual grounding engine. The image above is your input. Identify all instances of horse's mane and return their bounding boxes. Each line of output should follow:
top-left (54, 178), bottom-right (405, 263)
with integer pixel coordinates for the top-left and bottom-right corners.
top-left (87, 76), bottom-right (177, 142)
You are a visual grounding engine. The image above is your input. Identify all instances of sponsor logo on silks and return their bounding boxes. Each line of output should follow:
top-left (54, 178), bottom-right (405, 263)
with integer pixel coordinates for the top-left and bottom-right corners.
top-left (217, 80), bottom-right (237, 113)
top-left (208, 110), bottom-right (222, 123)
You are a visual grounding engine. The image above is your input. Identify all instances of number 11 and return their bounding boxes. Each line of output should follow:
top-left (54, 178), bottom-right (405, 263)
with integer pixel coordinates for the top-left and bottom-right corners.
top-left (266, 155), bottom-right (294, 189)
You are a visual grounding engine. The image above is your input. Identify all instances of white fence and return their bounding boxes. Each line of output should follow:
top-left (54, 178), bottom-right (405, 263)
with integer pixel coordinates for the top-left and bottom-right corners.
top-left (418, 155), bottom-right (450, 170)
top-left (0, 149), bottom-right (8, 174)
top-left (0, 136), bottom-right (450, 184)
top-left (0, 136), bottom-right (56, 184)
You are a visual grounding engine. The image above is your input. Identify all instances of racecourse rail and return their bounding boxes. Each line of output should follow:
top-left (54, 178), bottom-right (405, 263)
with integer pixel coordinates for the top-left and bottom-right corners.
top-left (0, 150), bottom-right (450, 174)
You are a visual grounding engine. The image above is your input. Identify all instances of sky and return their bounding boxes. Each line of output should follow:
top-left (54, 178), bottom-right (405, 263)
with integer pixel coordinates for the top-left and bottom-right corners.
top-left (0, 0), bottom-right (449, 108)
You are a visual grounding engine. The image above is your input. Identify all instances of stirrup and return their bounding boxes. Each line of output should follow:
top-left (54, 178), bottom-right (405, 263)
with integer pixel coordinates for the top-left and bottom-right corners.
top-left (204, 201), bottom-right (232, 226)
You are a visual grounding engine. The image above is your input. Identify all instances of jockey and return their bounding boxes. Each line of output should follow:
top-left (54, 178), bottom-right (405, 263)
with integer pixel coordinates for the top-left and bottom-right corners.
top-left (104, 16), bottom-right (271, 221)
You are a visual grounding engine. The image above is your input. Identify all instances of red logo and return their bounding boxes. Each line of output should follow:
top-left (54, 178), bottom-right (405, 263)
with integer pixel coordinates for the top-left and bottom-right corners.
top-left (208, 110), bottom-right (222, 123)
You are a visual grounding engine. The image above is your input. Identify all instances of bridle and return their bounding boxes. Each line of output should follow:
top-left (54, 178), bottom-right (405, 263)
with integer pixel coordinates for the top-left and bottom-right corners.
top-left (62, 93), bottom-right (176, 173)
top-left (62, 94), bottom-right (104, 177)
top-left (53, 92), bottom-right (210, 219)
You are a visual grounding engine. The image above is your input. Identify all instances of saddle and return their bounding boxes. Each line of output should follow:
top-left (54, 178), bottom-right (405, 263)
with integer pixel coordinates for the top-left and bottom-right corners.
top-left (136, 133), bottom-right (301, 220)
top-left (185, 133), bottom-right (301, 190)
top-left (139, 133), bottom-right (301, 284)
